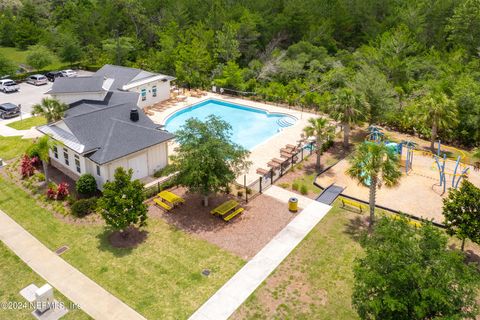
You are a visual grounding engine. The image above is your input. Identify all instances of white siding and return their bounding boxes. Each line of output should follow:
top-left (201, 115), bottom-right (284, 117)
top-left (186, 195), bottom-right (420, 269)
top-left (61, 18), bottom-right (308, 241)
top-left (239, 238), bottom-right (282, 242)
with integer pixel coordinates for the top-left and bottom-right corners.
top-left (129, 80), bottom-right (171, 108)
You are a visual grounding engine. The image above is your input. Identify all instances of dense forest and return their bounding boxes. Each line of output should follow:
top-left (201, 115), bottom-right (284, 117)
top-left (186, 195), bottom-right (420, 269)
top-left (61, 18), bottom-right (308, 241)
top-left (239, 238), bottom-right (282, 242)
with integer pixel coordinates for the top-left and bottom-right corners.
top-left (1, 0), bottom-right (479, 148)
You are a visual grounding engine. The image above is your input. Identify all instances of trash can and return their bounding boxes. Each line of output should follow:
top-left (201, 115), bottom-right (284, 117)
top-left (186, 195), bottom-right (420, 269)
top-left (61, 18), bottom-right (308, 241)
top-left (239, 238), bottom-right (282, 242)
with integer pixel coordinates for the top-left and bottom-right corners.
top-left (288, 197), bottom-right (298, 212)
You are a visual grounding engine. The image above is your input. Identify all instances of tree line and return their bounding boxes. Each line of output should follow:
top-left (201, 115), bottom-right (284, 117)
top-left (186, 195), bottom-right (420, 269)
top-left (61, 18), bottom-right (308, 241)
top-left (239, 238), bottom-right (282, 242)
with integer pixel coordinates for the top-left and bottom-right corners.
top-left (0, 0), bottom-right (479, 148)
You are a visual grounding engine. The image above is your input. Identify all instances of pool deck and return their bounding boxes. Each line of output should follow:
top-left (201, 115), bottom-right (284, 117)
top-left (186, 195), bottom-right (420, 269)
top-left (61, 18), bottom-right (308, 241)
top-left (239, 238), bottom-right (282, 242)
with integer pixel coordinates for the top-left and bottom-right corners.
top-left (149, 93), bottom-right (320, 185)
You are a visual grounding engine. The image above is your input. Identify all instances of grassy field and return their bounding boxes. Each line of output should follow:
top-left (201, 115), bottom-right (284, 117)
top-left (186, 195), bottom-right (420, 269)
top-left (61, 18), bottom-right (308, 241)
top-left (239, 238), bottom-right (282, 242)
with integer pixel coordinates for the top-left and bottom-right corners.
top-left (0, 242), bottom-right (90, 319)
top-left (0, 46), bottom-right (64, 71)
top-left (0, 136), bottom-right (32, 160)
top-left (233, 204), bottom-right (364, 319)
top-left (0, 176), bottom-right (244, 319)
top-left (7, 116), bottom-right (46, 130)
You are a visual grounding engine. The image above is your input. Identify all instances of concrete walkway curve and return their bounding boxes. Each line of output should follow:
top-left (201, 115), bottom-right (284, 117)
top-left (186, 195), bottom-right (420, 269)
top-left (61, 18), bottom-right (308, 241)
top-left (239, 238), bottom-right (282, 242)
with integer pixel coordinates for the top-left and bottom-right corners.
top-left (189, 187), bottom-right (331, 320)
top-left (0, 210), bottom-right (146, 320)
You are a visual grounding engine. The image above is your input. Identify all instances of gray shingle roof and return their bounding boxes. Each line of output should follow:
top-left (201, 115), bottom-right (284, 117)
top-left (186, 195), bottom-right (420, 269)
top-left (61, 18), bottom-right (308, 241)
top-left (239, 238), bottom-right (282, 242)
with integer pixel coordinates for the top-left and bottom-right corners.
top-left (62, 103), bottom-right (174, 164)
top-left (49, 76), bottom-right (105, 94)
top-left (65, 91), bottom-right (139, 117)
top-left (94, 64), bottom-right (174, 90)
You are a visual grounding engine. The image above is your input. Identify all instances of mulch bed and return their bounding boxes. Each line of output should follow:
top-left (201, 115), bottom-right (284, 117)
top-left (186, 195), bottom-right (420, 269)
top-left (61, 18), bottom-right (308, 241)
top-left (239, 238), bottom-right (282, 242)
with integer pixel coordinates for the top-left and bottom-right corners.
top-left (149, 186), bottom-right (296, 260)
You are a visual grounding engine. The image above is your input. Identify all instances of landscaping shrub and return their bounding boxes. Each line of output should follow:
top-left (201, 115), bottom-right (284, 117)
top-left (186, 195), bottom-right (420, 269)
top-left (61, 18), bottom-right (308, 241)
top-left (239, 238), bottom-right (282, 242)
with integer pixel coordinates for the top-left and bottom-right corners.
top-left (30, 156), bottom-right (41, 168)
top-left (144, 185), bottom-right (158, 198)
top-left (153, 164), bottom-right (174, 178)
top-left (76, 174), bottom-right (97, 195)
top-left (46, 186), bottom-right (56, 200)
top-left (292, 182), bottom-right (299, 191)
top-left (71, 198), bottom-right (97, 217)
top-left (322, 139), bottom-right (334, 152)
top-left (300, 184), bottom-right (308, 195)
top-left (279, 182), bottom-right (290, 189)
top-left (237, 190), bottom-right (243, 197)
top-left (34, 172), bottom-right (45, 182)
top-left (246, 188), bottom-right (252, 195)
top-left (56, 182), bottom-right (70, 200)
top-left (20, 155), bottom-right (35, 178)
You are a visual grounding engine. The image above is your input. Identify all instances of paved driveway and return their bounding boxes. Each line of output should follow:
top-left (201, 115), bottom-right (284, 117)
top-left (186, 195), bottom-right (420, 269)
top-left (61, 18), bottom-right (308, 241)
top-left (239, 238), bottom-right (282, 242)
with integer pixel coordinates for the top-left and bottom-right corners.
top-left (0, 70), bottom-right (94, 116)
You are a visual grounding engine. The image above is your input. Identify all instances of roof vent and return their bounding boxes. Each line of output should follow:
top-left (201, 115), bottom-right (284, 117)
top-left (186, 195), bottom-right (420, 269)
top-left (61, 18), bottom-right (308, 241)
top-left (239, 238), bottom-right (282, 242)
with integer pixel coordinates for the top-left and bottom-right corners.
top-left (130, 109), bottom-right (139, 122)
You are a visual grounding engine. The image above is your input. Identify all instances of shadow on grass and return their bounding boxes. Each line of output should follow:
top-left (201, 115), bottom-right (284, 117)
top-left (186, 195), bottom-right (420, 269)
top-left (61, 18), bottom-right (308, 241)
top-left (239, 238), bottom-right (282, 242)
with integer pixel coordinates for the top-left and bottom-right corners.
top-left (343, 215), bottom-right (369, 243)
top-left (96, 227), bottom-right (148, 257)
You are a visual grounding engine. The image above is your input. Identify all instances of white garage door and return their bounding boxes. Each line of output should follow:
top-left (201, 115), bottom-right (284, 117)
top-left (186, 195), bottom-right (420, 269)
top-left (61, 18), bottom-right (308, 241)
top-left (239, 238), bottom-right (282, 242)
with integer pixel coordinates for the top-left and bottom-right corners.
top-left (128, 153), bottom-right (148, 180)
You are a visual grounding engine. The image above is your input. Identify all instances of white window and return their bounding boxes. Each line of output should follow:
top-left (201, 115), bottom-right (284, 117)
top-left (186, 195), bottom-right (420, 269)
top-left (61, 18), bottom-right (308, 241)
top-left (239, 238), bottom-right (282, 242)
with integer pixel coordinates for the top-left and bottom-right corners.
top-left (96, 165), bottom-right (101, 176)
top-left (63, 148), bottom-right (69, 166)
top-left (74, 155), bottom-right (81, 173)
top-left (141, 89), bottom-right (146, 101)
top-left (53, 146), bottom-right (58, 159)
top-left (152, 85), bottom-right (157, 97)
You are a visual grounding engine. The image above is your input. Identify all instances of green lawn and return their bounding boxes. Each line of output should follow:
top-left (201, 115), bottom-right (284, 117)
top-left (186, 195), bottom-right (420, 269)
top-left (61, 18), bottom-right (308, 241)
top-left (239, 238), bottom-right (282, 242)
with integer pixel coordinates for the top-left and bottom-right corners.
top-left (233, 204), bottom-right (363, 319)
top-left (7, 116), bottom-right (46, 130)
top-left (0, 176), bottom-right (244, 319)
top-left (0, 242), bottom-right (90, 319)
top-left (0, 46), bottom-right (65, 71)
top-left (0, 136), bottom-right (33, 160)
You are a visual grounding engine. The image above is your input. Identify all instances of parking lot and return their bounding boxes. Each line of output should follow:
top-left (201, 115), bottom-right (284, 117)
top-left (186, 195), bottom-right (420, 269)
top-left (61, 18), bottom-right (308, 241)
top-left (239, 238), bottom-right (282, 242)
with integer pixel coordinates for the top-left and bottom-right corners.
top-left (0, 70), bottom-right (94, 116)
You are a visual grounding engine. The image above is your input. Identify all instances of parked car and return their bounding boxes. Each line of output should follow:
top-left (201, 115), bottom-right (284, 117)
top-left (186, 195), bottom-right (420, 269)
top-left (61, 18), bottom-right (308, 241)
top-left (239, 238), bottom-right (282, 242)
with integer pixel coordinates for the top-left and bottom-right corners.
top-left (0, 103), bottom-right (20, 119)
top-left (0, 79), bottom-right (20, 93)
top-left (26, 74), bottom-right (48, 86)
top-left (61, 69), bottom-right (77, 77)
top-left (45, 71), bottom-right (64, 82)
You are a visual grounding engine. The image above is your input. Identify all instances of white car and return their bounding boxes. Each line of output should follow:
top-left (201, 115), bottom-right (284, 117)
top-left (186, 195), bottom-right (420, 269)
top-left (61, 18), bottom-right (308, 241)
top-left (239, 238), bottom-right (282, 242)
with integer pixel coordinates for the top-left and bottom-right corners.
top-left (26, 74), bottom-right (48, 86)
top-left (0, 79), bottom-right (19, 93)
top-left (61, 69), bottom-right (77, 77)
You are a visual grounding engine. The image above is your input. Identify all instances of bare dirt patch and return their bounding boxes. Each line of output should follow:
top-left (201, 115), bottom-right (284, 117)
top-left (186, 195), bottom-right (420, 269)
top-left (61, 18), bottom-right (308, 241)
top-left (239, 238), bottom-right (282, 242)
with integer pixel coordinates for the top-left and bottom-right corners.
top-left (148, 187), bottom-right (295, 260)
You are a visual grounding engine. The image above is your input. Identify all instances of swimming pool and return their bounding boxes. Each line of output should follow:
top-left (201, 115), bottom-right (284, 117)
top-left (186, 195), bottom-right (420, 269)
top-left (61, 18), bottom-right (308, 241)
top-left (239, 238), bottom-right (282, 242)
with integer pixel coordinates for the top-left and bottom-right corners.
top-left (164, 99), bottom-right (297, 150)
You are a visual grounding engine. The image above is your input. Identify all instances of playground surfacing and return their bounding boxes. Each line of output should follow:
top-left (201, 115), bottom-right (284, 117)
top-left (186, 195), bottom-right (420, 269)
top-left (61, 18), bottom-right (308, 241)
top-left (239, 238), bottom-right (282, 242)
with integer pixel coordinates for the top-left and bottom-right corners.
top-left (316, 152), bottom-right (480, 223)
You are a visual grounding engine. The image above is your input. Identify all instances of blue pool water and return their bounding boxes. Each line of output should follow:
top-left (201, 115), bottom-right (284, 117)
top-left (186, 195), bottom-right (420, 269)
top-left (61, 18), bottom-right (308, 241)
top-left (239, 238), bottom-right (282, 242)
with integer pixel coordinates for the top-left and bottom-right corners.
top-left (164, 99), bottom-right (297, 150)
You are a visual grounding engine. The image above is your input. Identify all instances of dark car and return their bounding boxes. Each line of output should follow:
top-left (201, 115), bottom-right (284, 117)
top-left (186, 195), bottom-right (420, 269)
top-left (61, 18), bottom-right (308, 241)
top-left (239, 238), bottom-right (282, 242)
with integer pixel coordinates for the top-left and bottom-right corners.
top-left (0, 103), bottom-right (20, 119)
top-left (45, 71), bottom-right (64, 82)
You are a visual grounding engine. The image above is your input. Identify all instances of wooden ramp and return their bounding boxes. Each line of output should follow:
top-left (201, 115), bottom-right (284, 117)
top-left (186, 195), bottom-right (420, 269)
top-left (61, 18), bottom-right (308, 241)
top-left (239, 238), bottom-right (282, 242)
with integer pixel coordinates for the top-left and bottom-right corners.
top-left (316, 184), bottom-right (344, 205)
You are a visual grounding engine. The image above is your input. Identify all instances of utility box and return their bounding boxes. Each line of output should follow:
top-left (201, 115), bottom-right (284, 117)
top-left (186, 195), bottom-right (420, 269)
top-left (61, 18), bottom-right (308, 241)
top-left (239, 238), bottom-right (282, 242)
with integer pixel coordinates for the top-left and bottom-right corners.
top-left (35, 284), bottom-right (54, 314)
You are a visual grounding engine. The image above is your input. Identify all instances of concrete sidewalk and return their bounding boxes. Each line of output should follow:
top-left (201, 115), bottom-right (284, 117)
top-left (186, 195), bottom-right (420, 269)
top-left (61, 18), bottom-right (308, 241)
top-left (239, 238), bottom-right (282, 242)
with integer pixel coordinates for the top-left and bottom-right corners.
top-left (0, 210), bottom-right (146, 320)
top-left (189, 194), bottom-right (331, 320)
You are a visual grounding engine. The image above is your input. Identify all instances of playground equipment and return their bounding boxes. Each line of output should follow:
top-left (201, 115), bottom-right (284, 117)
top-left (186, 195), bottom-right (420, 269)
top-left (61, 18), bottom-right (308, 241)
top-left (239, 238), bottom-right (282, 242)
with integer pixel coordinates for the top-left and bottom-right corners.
top-left (399, 140), bottom-right (415, 174)
top-left (367, 125), bottom-right (385, 143)
top-left (433, 140), bottom-right (469, 194)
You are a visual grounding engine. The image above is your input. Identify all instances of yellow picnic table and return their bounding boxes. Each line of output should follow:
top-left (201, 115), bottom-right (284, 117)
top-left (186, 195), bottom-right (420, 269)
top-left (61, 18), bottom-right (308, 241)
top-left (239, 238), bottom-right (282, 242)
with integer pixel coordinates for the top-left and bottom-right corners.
top-left (158, 190), bottom-right (185, 205)
top-left (210, 200), bottom-right (238, 216)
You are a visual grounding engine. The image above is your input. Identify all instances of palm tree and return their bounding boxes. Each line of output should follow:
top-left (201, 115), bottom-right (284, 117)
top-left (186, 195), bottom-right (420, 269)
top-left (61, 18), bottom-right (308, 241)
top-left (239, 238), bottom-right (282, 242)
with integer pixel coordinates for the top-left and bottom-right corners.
top-left (418, 92), bottom-right (457, 153)
top-left (330, 87), bottom-right (367, 149)
top-left (347, 142), bottom-right (402, 229)
top-left (32, 98), bottom-right (68, 123)
top-left (29, 135), bottom-right (58, 182)
top-left (304, 117), bottom-right (335, 172)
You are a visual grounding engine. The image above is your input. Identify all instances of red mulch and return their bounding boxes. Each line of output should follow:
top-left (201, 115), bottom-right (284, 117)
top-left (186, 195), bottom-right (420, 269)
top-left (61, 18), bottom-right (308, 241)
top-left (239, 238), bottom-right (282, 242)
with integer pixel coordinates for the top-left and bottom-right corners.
top-left (149, 186), bottom-right (296, 260)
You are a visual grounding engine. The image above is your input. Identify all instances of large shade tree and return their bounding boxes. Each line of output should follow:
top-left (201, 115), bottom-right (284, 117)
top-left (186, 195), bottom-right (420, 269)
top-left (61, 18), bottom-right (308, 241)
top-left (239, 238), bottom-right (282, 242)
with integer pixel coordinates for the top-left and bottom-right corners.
top-left (97, 167), bottom-right (147, 237)
top-left (171, 115), bottom-right (251, 206)
top-left (32, 98), bottom-right (68, 123)
top-left (353, 216), bottom-right (479, 320)
top-left (443, 180), bottom-right (480, 251)
top-left (303, 117), bottom-right (335, 172)
top-left (329, 87), bottom-right (367, 149)
top-left (347, 142), bottom-right (402, 228)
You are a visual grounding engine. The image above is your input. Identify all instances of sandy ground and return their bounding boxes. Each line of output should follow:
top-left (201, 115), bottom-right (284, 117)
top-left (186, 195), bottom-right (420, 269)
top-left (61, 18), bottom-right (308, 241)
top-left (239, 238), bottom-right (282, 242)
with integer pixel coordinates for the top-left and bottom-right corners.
top-left (148, 187), bottom-right (295, 260)
top-left (316, 152), bottom-right (480, 223)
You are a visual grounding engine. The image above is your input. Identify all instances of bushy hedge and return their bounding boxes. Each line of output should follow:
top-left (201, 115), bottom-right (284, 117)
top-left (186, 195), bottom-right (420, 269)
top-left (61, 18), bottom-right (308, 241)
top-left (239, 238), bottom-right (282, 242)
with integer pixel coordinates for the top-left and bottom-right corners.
top-left (71, 198), bottom-right (97, 217)
top-left (76, 174), bottom-right (97, 195)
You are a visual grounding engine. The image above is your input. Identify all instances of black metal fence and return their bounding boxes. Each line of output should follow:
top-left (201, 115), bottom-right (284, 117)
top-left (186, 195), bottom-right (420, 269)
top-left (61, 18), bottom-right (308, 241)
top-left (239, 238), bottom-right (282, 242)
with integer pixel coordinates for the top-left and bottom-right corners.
top-left (234, 141), bottom-right (317, 203)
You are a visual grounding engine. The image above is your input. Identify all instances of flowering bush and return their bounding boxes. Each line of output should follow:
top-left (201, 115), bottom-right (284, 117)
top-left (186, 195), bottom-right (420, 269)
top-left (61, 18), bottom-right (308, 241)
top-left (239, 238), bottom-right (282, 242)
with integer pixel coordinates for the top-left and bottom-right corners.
top-left (56, 182), bottom-right (70, 200)
top-left (30, 156), bottom-right (41, 168)
top-left (20, 155), bottom-right (35, 178)
top-left (46, 187), bottom-right (56, 200)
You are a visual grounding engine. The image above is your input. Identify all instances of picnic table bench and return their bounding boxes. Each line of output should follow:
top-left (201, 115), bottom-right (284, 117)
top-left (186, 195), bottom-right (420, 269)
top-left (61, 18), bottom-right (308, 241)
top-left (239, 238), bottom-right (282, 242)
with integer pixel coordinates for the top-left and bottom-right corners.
top-left (210, 200), bottom-right (245, 221)
top-left (341, 198), bottom-right (366, 212)
top-left (158, 190), bottom-right (185, 205)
